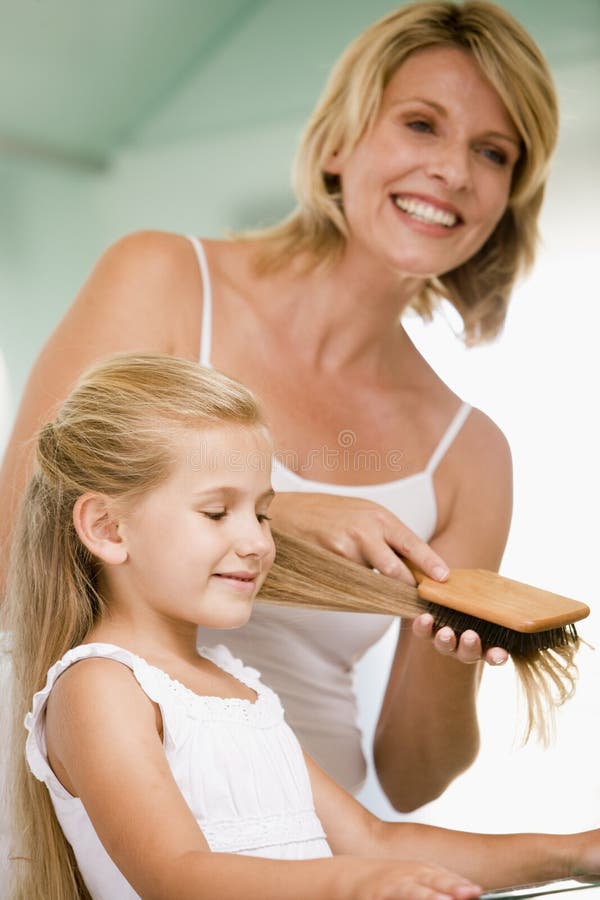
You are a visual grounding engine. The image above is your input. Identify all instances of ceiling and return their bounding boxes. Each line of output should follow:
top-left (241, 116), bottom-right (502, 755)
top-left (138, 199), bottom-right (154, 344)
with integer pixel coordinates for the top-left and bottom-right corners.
top-left (0, 0), bottom-right (598, 171)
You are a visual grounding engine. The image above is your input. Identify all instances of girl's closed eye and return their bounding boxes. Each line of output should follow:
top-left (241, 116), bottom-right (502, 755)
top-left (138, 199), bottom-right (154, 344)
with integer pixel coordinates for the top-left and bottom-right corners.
top-left (202, 509), bottom-right (227, 521)
top-left (256, 513), bottom-right (272, 524)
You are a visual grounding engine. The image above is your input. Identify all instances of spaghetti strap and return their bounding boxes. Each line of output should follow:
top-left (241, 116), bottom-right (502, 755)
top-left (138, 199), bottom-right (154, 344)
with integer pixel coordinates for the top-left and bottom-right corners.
top-left (426, 402), bottom-right (472, 474)
top-left (187, 236), bottom-right (213, 368)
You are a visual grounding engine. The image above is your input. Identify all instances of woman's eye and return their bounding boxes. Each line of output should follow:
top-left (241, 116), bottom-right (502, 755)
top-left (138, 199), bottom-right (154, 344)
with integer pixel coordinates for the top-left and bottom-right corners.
top-left (257, 514), bottom-right (272, 524)
top-left (406, 119), bottom-right (433, 134)
top-left (202, 510), bottom-right (226, 520)
top-left (480, 146), bottom-right (507, 166)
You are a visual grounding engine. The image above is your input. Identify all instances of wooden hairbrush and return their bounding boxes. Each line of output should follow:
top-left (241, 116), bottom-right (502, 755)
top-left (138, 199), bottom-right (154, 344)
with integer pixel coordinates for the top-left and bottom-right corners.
top-left (410, 566), bottom-right (590, 654)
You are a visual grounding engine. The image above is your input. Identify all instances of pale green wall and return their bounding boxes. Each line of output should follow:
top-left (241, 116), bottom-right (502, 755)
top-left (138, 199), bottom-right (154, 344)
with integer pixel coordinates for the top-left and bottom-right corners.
top-left (0, 122), bottom-right (300, 419)
top-left (0, 156), bottom-right (100, 399)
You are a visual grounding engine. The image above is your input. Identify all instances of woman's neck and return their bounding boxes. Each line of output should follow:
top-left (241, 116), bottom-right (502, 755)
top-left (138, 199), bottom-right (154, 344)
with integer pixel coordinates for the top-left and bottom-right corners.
top-left (251, 238), bottom-right (426, 374)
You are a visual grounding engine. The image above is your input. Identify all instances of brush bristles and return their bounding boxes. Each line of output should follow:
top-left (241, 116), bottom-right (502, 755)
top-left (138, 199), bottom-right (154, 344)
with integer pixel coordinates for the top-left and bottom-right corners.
top-left (427, 603), bottom-right (580, 655)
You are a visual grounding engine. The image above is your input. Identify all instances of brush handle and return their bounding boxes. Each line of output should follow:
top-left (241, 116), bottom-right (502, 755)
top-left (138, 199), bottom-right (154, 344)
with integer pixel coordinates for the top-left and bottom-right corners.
top-left (414, 567), bottom-right (590, 632)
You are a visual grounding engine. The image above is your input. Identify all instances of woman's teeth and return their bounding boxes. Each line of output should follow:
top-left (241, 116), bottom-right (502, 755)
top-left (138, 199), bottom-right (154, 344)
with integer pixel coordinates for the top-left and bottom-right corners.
top-left (393, 196), bottom-right (458, 227)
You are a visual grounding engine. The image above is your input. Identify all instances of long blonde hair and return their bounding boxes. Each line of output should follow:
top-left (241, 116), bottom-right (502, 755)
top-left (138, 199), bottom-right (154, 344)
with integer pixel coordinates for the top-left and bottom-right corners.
top-left (3, 354), bottom-right (265, 899)
top-left (252, 0), bottom-right (558, 343)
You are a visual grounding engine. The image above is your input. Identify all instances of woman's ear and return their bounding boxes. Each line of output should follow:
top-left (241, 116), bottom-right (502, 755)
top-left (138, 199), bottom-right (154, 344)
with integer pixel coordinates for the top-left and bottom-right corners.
top-left (322, 148), bottom-right (343, 175)
top-left (73, 493), bottom-right (128, 565)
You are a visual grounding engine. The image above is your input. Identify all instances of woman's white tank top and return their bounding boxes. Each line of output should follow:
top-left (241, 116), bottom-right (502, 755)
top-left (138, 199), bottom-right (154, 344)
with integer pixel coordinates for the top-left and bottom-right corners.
top-left (190, 237), bottom-right (471, 792)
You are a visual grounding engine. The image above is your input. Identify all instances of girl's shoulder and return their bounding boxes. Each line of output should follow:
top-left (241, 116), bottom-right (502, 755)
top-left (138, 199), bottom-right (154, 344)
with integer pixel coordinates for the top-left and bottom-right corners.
top-left (25, 644), bottom-right (163, 792)
top-left (30, 642), bottom-right (274, 733)
top-left (31, 643), bottom-right (163, 728)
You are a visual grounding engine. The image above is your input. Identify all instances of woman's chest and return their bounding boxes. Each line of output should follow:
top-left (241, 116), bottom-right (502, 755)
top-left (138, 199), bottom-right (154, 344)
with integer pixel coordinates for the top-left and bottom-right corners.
top-left (217, 348), bottom-right (442, 484)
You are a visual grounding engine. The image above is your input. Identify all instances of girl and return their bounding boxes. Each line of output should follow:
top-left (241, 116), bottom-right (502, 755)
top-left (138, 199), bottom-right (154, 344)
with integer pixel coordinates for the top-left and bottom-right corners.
top-left (0, 1), bottom-right (561, 810)
top-left (4, 353), bottom-right (600, 900)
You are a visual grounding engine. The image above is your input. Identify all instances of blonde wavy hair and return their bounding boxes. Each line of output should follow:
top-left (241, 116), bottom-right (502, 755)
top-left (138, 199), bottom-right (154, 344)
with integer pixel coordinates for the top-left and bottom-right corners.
top-left (2, 353), bottom-right (577, 898)
top-left (253, 0), bottom-right (558, 343)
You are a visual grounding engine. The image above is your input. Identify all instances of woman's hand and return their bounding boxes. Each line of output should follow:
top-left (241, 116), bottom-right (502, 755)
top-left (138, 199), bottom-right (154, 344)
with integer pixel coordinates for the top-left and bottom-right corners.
top-left (412, 615), bottom-right (508, 667)
top-left (270, 491), bottom-right (508, 666)
top-left (270, 492), bottom-right (449, 585)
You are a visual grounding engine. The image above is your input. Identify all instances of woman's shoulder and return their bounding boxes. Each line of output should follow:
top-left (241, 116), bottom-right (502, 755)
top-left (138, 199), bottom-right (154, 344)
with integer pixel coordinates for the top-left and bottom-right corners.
top-left (89, 230), bottom-right (201, 302)
top-left (66, 230), bottom-right (210, 358)
top-left (461, 405), bottom-right (511, 469)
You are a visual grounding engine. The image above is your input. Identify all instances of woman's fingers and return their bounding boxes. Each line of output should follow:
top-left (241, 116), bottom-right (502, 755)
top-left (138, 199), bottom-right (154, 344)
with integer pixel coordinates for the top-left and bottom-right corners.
top-left (360, 534), bottom-right (418, 584)
top-left (412, 617), bottom-right (508, 666)
top-left (482, 646), bottom-right (509, 666)
top-left (274, 493), bottom-right (451, 583)
top-left (345, 508), bottom-right (450, 584)
top-left (383, 520), bottom-right (449, 582)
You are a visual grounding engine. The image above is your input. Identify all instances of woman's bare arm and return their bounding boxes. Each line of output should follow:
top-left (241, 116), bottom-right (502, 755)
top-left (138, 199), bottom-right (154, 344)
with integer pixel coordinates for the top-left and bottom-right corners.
top-left (374, 409), bottom-right (513, 810)
top-left (0, 230), bottom-right (201, 597)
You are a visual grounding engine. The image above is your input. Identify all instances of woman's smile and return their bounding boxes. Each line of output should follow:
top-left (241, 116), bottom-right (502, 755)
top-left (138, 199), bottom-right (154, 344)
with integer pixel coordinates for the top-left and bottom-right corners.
top-left (326, 45), bottom-right (520, 278)
top-left (390, 193), bottom-right (463, 231)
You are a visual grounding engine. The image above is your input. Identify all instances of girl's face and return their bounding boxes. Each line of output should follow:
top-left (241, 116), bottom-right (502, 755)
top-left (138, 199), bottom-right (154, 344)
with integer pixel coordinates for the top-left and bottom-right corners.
top-left (326, 45), bottom-right (521, 279)
top-left (112, 425), bottom-right (275, 631)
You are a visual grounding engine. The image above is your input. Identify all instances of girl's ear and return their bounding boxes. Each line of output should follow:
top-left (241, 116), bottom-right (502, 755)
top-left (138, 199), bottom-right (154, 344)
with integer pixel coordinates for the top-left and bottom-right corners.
top-left (73, 493), bottom-right (128, 565)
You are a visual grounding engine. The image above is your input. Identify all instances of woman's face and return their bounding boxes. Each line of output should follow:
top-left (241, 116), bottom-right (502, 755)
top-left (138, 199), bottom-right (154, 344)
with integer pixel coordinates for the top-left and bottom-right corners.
top-left (326, 45), bottom-right (521, 279)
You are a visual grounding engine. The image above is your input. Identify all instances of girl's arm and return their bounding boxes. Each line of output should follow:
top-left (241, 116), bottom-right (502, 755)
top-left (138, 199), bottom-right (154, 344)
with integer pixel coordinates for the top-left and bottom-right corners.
top-left (0, 230), bottom-right (200, 597)
top-left (45, 657), bottom-right (481, 900)
top-left (373, 409), bottom-right (513, 811)
top-left (306, 753), bottom-right (600, 889)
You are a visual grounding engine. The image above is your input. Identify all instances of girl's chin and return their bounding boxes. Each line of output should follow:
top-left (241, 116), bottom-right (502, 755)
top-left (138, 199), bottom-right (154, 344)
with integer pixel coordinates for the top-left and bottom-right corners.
top-left (198, 607), bottom-right (255, 631)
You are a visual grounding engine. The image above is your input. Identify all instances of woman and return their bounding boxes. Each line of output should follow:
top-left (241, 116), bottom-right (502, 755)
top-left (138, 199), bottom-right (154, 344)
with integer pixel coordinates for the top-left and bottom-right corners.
top-left (0, 1), bottom-right (558, 812)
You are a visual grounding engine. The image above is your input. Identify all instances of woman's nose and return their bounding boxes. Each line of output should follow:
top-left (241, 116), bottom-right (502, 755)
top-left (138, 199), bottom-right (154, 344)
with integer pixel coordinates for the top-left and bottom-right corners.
top-left (425, 140), bottom-right (471, 192)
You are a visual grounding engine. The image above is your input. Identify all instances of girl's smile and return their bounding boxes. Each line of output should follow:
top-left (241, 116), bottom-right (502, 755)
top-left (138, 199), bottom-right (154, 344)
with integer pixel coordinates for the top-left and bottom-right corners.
top-left (211, 570), bottom-right (261, 591)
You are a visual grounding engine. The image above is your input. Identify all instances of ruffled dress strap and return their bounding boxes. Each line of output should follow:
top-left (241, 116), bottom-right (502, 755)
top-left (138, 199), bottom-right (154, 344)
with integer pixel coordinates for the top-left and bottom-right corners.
top-left (200, 643), bottom-right (265, 693)
top-left (24, 643), bottom-right (183, 794)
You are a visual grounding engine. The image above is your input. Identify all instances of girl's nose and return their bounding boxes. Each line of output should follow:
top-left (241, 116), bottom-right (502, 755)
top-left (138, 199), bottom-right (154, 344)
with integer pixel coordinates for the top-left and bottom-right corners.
top-left (235, 516), bottom-right (275, 560)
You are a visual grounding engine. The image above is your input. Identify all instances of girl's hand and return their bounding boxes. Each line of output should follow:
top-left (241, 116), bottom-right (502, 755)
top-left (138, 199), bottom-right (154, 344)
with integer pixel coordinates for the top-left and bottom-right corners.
top-left (342, 857), bottom-right (481, 900)
top-left (271, 492), bottom-right (449, 586)
top-left (412, 615), bottom-right (509, 667)
top-left (567, 829), bottom-right (600, 882)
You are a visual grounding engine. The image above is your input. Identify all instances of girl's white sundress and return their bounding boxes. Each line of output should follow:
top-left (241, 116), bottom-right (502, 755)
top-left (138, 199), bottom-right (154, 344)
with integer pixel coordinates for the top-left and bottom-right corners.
top-left (25, 642), bottom-right (331, 899)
